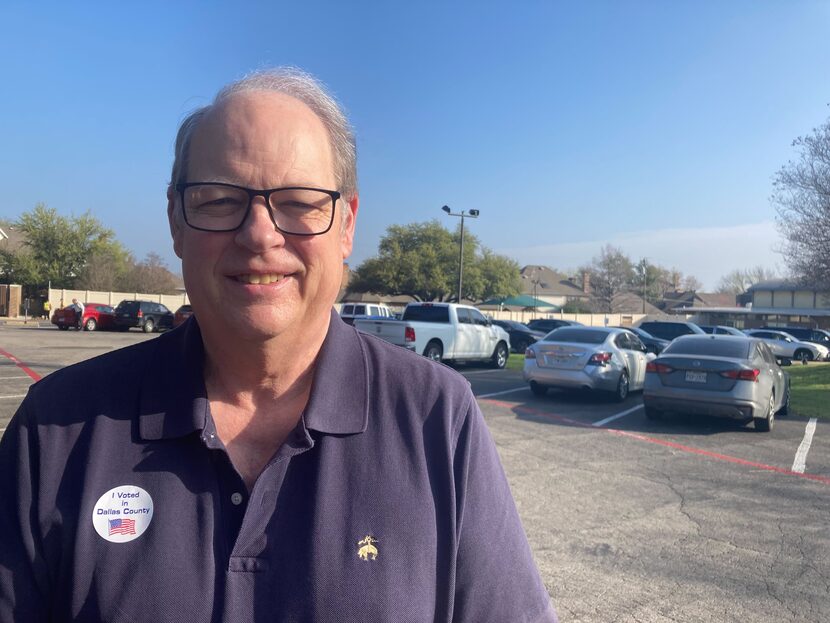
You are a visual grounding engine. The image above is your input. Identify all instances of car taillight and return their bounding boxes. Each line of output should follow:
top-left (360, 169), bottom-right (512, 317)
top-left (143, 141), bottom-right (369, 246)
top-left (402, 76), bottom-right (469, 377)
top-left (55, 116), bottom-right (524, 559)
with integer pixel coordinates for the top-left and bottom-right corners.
top-left (525, 348), bottom-right (536, 359)
top-left (588, 352), bottom-right (612, 366)
top-left (405, 327), bottom-right (415, 343)
top-left (137, 310), bottom-right (143, 318)
top-left (720, 368), bottom-right (760, 382)
top-left (646, 362), bottom-right (674, 374)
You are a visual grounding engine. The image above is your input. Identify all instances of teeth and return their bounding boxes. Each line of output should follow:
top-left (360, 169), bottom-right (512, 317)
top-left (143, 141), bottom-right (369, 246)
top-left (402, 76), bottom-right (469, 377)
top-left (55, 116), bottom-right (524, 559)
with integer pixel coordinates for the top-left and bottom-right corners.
top-left (238, 273), bottom-right (284, 284)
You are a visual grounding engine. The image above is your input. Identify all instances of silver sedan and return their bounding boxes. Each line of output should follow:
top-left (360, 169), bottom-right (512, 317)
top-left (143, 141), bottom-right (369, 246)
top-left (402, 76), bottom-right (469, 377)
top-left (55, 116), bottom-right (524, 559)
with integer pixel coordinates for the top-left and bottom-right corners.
top-left (642, 335), bottom-right (790, 432)
top-left (523, 327), bottom-right (653, 401)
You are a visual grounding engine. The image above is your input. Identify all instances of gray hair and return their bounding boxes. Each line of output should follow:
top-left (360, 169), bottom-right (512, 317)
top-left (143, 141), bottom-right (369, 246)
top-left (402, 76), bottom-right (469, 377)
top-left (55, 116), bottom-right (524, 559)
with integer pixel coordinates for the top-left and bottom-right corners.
top-left (169, 67), bottom-right (357, 203)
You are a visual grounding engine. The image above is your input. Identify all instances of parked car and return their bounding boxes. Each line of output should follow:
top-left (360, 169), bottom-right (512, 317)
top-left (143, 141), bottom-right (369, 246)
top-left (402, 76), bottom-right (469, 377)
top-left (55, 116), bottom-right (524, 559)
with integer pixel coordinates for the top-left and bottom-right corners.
top-left (51, 302), bottom-right (116, 332)
top-left (637, 320), bottom-right (706, 341)
top-left (743, 329), bottom-right (829, 362)
top-left (526, 318), bottom-right (583, 334)
top-left (340, 302), bottom-right (395, 326)
top-left (492, 320), bottom-right (546, 353)
top-left (610, 326), bottom-right (669, 355)
top-left (523, 326), bottom-right (653, 402)
top-left (174, 304), bottom-right (193, 328)
top-left (354, 302), bottom-right (511, 368)
top-left (643, 335), bottom-right (790, 432)
top-left (699, 325), bottom-right (745, 336)
top-left (762, 326), bottom-right (830, 349)
top-left (114, 300), bottom-right (174, 333)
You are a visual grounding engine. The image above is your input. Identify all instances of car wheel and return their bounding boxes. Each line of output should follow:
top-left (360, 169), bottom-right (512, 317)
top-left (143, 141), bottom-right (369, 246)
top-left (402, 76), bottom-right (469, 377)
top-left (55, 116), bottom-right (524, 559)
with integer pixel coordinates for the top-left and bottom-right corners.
top-left (777, 382), bottom-right (790, 416)
top-left (794, 349), bottom-right (813, 364)
top-left (491, 342), bottom-right (508, 369)
top-left (613, 370), bottom-right (629, 402)
top-left (142, 318), bottom-right (155, 333)
top-left (755, 391), bottom-right (775, 432)
top-left (529, 381), bottom-right (547, 397)
top-left (84, 318), bottom-right (97, 332)
top-left (644, 405), bottom-right (661, 420)
top-left (423, 341), bottom-right (443, 363)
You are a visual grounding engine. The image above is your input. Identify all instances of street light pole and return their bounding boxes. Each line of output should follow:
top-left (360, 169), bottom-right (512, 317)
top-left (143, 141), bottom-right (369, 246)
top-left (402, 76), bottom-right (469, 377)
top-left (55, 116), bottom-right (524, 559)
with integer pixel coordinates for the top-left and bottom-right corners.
top-left (442, 205), bottom-right (480, 303)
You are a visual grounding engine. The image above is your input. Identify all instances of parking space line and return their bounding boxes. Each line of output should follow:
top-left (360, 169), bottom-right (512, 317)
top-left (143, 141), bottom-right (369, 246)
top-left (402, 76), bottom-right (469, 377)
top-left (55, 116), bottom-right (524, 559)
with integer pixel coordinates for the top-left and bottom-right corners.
top-left (481, 398), bottom-right (830, 486)
top-left (0, 394), bottom-right (27, 399)
top-left (0, 347), bottom-right (41, 381)
top-left (792, 418), bottom-right (818, 474)
top-left (592, 404), bottom-right (643, 427)
top-left (0, 376), bottom-right (34, 380)
top-left (477, 387), bottom-right (528, 399)
top-left (463, 370), bottom-right (506, 376)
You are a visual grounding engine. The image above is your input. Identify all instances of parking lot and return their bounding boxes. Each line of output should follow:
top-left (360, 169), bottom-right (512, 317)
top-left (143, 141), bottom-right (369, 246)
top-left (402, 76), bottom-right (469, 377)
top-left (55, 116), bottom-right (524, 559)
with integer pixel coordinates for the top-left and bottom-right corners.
top-left (2, 324), bottom-right (829, 622)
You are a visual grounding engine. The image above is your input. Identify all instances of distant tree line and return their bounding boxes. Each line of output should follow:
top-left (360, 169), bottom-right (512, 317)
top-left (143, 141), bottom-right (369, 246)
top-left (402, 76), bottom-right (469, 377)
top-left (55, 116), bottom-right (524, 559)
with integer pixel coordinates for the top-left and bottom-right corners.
top-left (0, 204), bottom-right (180, 296)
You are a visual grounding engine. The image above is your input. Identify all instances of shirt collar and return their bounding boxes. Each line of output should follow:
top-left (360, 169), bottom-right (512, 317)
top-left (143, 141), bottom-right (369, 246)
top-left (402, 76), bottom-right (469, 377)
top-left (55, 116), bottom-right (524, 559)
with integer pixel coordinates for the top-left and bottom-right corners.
top-left (302, 309), bottom-right (369, 435)
top-left (137, 309), bottom-right (369, 441)
top-left (138, 319), bottom-right (210, 441)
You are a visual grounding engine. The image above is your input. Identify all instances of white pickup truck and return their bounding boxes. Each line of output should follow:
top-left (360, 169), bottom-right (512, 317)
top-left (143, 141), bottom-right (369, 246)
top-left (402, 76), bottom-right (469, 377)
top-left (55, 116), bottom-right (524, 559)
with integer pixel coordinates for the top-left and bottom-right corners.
top-left (354, 302), bottom-right (511, 368)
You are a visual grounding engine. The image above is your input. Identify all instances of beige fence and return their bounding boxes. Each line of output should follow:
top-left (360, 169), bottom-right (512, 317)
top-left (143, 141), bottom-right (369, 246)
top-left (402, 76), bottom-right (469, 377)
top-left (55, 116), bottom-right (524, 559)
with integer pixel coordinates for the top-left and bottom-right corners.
top-left (48, 289), bottom-right (189, 312)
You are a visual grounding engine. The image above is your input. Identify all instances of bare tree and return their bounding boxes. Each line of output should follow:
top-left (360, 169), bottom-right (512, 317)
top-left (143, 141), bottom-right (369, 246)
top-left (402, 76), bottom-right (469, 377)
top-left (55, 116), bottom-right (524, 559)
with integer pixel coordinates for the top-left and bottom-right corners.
top-left (122, 253), bottom-right (180, 294)
top-left (716, 266), bottom-right (778, 294)
top-left (773, 113), bottom-right (830, 288)
top-left (583, 245), bottom-right (635, 312)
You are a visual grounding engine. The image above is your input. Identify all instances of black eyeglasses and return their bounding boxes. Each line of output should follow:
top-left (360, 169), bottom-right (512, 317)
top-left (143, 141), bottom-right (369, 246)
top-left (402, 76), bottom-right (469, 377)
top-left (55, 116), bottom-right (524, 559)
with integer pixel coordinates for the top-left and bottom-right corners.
top-left (175, 182), bottom-right (341, 235)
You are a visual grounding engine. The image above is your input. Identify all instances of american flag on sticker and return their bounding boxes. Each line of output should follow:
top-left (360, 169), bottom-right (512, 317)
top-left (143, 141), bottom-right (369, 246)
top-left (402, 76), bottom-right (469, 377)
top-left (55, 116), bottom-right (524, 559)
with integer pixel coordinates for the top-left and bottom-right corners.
top-left (108, 518), bottom-right (136, 536)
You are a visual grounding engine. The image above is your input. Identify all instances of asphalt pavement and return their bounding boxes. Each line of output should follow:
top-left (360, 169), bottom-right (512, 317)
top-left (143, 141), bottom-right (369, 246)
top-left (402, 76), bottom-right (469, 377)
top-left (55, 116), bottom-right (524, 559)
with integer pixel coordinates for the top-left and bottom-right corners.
top-left (1, 324), bottom-right (828, 622)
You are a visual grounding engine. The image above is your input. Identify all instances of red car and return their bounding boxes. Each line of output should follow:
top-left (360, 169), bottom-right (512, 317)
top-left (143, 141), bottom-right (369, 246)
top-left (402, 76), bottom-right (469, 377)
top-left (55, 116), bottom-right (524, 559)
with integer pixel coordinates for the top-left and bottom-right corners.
top-left (51, 303), bottom-right (116, 332)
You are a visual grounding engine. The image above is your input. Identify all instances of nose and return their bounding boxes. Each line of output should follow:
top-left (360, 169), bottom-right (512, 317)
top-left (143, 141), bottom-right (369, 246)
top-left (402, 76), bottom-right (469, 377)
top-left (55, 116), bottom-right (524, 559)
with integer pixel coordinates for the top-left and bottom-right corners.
top-left (234, 196), bottom-right (286, 252)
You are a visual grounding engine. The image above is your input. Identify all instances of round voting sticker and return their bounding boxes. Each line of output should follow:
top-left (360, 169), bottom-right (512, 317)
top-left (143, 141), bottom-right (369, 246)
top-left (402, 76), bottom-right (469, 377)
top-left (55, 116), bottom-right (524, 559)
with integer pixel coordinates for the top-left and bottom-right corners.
top-left (92, 485), bottom-right (154, 543)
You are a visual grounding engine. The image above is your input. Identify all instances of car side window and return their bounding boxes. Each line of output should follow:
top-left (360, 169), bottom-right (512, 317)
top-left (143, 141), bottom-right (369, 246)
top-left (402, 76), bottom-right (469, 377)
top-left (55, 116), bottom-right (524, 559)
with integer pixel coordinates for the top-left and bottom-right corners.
top-left (469, 309), bottom-right (489, 326)
top-left (614, 333), bottom-right (629, 349)
top-left (457, 308), bottom-right (472, 324)
top-left (629, 335), bottom-right (646, 352)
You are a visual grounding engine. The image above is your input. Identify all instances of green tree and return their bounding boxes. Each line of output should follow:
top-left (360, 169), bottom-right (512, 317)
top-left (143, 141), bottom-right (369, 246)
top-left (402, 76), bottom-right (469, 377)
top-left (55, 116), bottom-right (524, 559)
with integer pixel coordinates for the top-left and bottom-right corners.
top-left (14, 203), bottom-right (120, 288)
top-left (583, 245), bottom-right (636, 312)
top-left (349, 220), bottom-right (520, 302)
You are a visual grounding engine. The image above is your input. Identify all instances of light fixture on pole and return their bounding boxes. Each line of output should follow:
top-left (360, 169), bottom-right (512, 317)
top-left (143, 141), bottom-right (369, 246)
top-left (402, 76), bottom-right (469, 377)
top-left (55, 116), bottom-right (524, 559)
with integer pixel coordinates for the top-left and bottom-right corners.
top-left (441, 205), bottom-right (480, 303)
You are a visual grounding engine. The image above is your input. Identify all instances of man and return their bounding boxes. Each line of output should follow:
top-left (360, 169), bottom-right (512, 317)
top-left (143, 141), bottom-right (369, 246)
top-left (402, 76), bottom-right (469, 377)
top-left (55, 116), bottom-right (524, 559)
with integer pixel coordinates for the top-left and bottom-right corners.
top-left (0, 68), bottom-right (557, 622)
top-left (71, 297), bottom-right (85, 330)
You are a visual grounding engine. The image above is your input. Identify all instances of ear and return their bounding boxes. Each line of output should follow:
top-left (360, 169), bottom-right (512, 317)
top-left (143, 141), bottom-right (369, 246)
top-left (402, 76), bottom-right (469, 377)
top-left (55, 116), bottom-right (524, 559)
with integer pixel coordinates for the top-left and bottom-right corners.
top-left (340, 193), bottom-right (359, 258)
top-left (167, 187), bottom-right (184, 259)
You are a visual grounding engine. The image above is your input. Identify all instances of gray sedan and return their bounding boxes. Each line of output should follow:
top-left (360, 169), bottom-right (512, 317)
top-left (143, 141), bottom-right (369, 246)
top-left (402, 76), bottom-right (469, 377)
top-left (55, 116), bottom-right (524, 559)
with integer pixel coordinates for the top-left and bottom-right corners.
top-left (523, 327), bottom-right (652, 401)
top-left (642, 335), bottom-right (790, 432)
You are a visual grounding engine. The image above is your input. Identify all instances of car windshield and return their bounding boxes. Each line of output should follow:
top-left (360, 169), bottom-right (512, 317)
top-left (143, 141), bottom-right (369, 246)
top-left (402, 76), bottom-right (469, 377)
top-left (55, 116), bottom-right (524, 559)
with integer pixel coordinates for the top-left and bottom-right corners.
top-left (543, 328), bottom-right (609, 344)
top-left (664, 338), bottom-right (750, 359)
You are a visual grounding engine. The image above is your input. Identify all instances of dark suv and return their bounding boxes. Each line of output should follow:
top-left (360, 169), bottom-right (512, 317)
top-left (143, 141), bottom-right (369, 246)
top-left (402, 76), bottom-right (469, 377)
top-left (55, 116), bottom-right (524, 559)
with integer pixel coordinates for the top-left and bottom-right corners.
top-left (114, 300), bottom-right (174, 333)
top-left (526, 318), bottom-right (583, 334)
top-left (637, 320), bottom-right (705, 341)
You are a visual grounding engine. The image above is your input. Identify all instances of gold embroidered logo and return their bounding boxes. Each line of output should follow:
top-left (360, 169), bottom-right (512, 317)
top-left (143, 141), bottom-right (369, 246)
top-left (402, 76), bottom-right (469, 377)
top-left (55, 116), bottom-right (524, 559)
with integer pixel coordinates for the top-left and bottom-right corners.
top-left (357, 535), bottom-right (379, 561)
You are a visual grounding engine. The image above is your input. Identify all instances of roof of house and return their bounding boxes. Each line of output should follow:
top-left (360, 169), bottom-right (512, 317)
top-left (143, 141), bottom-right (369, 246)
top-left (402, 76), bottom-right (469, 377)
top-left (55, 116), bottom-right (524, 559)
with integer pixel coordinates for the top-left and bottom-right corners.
top-left (660, 290), bottom-right (736, 310)
top-left (610, 292), bottom-right (663, 315)
top-left (519, 265), bottom-right (588, 298)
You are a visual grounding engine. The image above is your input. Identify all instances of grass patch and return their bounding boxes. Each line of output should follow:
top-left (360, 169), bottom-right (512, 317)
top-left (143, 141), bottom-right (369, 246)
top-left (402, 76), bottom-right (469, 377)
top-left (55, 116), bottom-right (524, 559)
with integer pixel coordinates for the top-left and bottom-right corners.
top-left (507, 353), bottom-right (525, 371)
top-left (786, 362), bottom-right (830, 419)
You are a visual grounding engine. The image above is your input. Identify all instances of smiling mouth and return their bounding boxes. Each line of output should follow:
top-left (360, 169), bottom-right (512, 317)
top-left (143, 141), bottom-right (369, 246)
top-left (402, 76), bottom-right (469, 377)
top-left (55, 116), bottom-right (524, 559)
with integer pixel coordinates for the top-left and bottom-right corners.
top-left (235, 273), bottom-right (286, 285)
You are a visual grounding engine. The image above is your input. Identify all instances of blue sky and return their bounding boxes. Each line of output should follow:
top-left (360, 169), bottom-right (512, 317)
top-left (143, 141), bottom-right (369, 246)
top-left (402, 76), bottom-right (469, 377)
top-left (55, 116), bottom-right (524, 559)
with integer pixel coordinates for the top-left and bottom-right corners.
top-left (1, 1), bottom-right (828, 289)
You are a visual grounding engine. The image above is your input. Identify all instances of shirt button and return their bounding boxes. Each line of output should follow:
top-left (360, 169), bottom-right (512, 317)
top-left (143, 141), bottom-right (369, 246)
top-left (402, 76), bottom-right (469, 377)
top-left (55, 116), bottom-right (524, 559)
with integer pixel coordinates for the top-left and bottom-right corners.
top-left (231, 492), bottom-right (244, 506)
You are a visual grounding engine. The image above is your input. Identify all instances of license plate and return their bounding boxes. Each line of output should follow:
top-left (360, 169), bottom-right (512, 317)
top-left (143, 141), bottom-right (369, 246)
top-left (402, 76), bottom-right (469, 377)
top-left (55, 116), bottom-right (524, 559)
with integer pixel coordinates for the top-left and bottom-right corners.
top-left (685, 371), bottom-right (707, 383)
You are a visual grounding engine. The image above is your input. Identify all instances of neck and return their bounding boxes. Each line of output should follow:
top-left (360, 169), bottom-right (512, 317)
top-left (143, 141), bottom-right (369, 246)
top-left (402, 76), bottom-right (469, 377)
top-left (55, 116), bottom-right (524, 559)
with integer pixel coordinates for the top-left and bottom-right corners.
top-left (200, 312), bottom-right (331, 403)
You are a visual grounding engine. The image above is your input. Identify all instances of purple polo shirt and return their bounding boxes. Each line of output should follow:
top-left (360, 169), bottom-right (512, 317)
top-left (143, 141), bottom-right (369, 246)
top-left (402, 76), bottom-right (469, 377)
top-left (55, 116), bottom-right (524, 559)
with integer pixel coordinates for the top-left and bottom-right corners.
top-left (0, 311), bottom-right (557, 622)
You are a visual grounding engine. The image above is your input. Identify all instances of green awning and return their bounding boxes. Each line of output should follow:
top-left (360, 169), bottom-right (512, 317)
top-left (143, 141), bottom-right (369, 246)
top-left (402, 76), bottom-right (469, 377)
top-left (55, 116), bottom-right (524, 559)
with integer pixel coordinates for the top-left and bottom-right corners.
top-left (479, 295), bottom-right (559, 310)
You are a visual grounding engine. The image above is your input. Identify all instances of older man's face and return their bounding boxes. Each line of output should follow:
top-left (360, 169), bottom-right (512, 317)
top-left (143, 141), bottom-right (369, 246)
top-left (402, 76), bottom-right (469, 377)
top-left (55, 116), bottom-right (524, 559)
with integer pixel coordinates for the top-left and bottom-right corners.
top-left (169, 91), bottom-right (357, 344)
